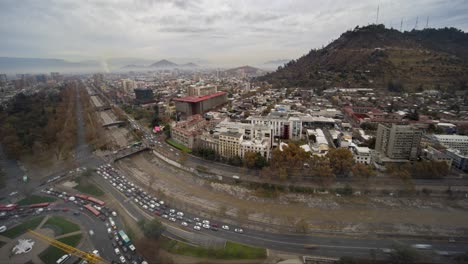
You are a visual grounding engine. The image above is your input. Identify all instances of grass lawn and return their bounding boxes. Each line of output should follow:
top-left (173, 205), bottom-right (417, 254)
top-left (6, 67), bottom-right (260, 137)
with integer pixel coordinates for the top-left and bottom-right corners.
top-left (39, 234), bottom-right (82, 263)
top-left (17, 195), bottom-right (57, 206)
top-left (43, 216), bottom-right (80, 236)
top-left (160, 237), bottom-right (266, 259)
top-left (2, 216), bottom-right (45, 239)
top-left (73, 177), bottom-right (104, 197)
top-left (166, 138), bottom-right (192, 153)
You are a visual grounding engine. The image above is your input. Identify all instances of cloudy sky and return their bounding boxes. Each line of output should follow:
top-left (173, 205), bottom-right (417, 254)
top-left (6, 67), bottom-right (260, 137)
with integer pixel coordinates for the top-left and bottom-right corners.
top-left (1, 0), bottom-right (467, 66)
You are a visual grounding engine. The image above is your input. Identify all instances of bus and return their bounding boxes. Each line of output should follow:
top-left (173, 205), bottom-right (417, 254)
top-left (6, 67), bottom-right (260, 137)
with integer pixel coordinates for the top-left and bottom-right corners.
top-left (84, 204), bottom-right (100, 217)
top-left (56, 254), bottom-right (70, 264)
top-left (118, 230), bottom-right (131, 246)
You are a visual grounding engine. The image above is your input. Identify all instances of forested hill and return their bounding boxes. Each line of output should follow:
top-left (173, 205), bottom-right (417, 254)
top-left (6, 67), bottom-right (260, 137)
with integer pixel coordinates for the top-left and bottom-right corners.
top-left (258, 24), bottom-right (468, 92)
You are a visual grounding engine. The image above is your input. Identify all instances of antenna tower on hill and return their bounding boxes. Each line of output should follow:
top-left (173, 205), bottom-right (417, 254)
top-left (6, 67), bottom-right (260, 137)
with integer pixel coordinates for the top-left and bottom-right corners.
top-left (376, 5), bottom-right (380, 24)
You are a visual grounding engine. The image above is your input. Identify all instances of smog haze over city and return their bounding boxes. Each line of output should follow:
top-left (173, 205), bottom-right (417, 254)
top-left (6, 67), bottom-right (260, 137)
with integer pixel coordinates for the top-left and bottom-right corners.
top-left (1, 1), bottom-right (468, 264)
top-left (1, 0), bottom-right (468, 67)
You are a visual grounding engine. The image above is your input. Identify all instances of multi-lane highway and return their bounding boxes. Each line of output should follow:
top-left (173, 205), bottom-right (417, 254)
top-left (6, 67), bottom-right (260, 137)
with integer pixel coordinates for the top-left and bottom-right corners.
top-left (92, 161), bottom-right (468, 260)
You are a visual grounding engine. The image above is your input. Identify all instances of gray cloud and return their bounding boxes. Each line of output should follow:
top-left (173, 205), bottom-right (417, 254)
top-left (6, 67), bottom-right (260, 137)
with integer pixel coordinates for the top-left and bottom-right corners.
top-left (0, 0), bottom-right (467, 66)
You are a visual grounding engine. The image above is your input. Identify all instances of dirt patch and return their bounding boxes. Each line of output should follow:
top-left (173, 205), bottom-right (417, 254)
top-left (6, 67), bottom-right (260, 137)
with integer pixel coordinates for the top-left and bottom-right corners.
top-left (62, 181), bottom-right (78, 188)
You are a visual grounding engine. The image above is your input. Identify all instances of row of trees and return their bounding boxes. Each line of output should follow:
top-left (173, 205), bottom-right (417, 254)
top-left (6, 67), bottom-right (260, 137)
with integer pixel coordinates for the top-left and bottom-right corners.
top-left (0, 84), bottom-right (78, 159)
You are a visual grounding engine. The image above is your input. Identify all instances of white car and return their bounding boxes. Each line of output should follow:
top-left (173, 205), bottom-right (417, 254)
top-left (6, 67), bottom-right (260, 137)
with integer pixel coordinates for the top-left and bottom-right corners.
top-left (202, 224), bottom-right (210, 229)
top-left (107, 228), bottom-right (112, 234)
top-left (89, 230), bottom-right (94, 236)
top-left (221, 225), bottom-right (229, 230)
top-left (119, 256), bottom-right (126, 263)
top-left (0, 226), bottom-right (7, 233)
top-left (112, 211), bottom-right (117, 217)
top-left (169, 217), bottom-right (176, 222)
top-left (181, 222), bottom-right (188, 227)
top-left (114, 248), bottom-right (121, 255)
top-left (142, 205), bottom-right (148, 210)
top-left (234, 228), bottom-right (244, 233)
top-left (176, 212), bottom-right (184, 217)
top-left (162, 214), bottom-right (168, 219)
top-left (202, 220), bottom-right (210, 225)
top-left (195, 222), bottom-right (202, 226)
top-left (92, 249), bottom-right (100, 256)
top-left (193, 225), bottom-right (201, 231)
top-left (169, 209), bottom-right (175, 214)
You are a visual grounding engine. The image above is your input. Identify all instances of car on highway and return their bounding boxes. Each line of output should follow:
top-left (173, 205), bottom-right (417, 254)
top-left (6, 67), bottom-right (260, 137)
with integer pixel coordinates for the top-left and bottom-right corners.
top-left (234, 228), bottom-right (244, 233)
top-left (411, 244), bottom-right (432, 250)
top-left (193, 225), bottom-right (201, 231)
top-left (380, 248), bottom-right (395, 254)
top-left (221, 225), bottom-right (229, 230)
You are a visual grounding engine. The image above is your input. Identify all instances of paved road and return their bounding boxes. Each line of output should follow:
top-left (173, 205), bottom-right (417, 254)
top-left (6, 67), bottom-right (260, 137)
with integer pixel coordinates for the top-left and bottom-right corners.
top-left (93, 165), bottom-right (468, 259)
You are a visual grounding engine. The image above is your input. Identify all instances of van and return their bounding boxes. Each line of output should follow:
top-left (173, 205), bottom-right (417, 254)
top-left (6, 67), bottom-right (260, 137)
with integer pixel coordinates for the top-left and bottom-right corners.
top-left (56, 254), bottom-right (71, 264)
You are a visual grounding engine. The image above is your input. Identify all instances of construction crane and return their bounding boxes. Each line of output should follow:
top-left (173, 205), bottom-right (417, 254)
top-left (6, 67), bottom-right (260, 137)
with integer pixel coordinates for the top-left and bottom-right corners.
top-left (28, 229), bottom-right (109, 264)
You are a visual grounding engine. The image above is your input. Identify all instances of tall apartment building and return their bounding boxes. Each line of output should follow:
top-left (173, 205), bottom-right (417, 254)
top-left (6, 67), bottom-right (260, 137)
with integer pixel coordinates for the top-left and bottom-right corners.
top-left (433, 135), bottom-right (468, 155)
top-left (121, 79), bottom-right (135, 93)
top-left (0, 74), bottom-right (8, 86)
top-left (188, 85), bottom-right (217, 96)
top-left (375, 124), bottom-right (422, 161)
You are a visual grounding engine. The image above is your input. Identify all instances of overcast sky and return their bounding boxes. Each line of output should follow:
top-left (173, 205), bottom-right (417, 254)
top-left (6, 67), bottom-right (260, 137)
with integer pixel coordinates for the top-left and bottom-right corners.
top-left (1, 0), bottom-right (467, 66)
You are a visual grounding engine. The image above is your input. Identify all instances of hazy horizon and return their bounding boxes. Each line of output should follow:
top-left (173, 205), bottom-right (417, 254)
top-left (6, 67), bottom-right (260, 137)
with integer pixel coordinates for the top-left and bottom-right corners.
top-left (1, 0), bottom-right (468, 67)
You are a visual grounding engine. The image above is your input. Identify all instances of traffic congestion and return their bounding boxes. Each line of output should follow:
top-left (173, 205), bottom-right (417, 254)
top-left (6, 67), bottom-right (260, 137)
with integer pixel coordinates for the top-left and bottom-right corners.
top-left (96, 163), bottom-right (246, 235)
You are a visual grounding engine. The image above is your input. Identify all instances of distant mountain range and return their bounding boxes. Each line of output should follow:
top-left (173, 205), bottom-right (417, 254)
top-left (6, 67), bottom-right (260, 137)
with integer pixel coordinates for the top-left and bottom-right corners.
top-left (264, 59), bottom-right (291, 65)
top-left (123, 59), bottom-right (199, 69)
top-left (0, 57), bottom-right (103, 73)
top-left (224, 65), bottom-right (266, 76)
top-left (0, 57), bottom-right (202, 73)
top-left (259, 24), bottom-right (468, 91)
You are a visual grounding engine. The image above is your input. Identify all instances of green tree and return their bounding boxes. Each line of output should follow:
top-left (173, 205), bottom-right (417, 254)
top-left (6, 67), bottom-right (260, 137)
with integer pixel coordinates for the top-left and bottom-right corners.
top-left (388, 244), bottom-right (419, 264)
top-left (138, 219), bottom-right (165, 240)
top-left (336, 256), bottom-right (358, 264)
top-left (326, 148), bottom-right (354, 177)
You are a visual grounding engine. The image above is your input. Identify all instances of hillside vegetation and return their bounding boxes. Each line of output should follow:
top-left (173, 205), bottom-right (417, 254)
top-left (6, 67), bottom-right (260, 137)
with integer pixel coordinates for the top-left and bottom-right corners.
top-left (259, 24), bottom-right (468, 92)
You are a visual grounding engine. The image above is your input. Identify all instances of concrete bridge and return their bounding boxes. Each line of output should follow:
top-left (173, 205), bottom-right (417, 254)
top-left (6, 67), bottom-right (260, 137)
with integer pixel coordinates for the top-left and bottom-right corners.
top-left (106, 144), bottom-right (150, 161)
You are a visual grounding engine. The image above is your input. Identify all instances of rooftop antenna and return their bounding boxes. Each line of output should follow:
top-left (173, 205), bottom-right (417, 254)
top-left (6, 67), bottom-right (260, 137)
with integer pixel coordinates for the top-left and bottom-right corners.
top-left (376, 5), bottom-right (380, 24)
top-left (415, 16), bottom-right (419, 30)
top-left (426, 16), bottom-right (429, 28)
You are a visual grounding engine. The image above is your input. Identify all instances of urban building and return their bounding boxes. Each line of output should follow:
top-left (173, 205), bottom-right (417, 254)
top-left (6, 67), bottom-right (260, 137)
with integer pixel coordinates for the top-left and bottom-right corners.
top-left (121, 79), bottom-right (136, 94)
top-left (188, 85), bottom-right (217, 96)
top-left (198, 120), bottom-right (272, 159)
top-left (374, 124), bottom-right (422, 161)
top-left (350, 145), bottom-right (372, 164)
top-left (445, 149), bottom-right (468, 172)
top-left (93, 73), bottom-right (104, 87)
top-left (171, 114), bottom-right (208, 149)
top-left (433, 135), bottom-right (468, 155)
top-left (134, 88), bottom-right (154, 104)
top-left (0, 74), bottom-right (8, 86)
top-left (174, 91), bottom-right (227, 116)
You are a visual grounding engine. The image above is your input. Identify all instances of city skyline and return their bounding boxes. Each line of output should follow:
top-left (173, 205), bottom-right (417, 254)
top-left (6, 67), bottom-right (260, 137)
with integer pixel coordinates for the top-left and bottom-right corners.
top-left (1, 0), bottom-right (468, 67)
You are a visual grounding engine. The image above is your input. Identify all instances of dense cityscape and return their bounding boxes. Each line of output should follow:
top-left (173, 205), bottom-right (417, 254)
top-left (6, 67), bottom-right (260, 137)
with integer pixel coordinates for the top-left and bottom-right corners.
top-left (1, 1), bottom-right (468, 264)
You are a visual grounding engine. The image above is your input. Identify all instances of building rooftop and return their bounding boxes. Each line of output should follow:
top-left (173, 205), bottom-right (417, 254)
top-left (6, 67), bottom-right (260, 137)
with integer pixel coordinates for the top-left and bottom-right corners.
top-left (173, 91), bottom-right (227, 103)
